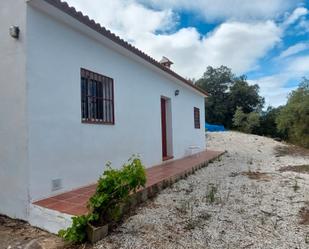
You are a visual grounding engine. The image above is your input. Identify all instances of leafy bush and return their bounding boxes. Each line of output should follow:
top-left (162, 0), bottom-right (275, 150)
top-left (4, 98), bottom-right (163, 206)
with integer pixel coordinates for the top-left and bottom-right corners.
top-left (232, 107), bottom-right (260, 133)
top-left (276, 78), bottom-right (309, 148)
top-left (58, 215), bottom-right (93, 243)
top-left (59, 156), bottom-right (146, 243)
top-left (255, 106), bottom-right (287, 139)
top-left (89, 157), bottom-right (146, 223)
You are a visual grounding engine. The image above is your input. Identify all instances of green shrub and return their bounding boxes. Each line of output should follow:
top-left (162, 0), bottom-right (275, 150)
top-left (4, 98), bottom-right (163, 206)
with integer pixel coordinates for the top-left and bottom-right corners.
top-left (206, 185), bottom-right (217, 203)
top-left (276, 78), bottom-right (309, 148)
top-left (232, 107), bottom-right (260, 133)
top-left (58, 215), bottom-right (91, 243)
top-left (58, 156), bottom-right (146, 243)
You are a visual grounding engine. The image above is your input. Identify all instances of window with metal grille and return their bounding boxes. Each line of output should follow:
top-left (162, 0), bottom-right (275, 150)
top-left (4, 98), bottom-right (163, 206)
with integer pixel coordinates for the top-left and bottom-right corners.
top-left (194, 107), bottom-right (200, 129)
top-left (81, 68), bottom-right (114, 124)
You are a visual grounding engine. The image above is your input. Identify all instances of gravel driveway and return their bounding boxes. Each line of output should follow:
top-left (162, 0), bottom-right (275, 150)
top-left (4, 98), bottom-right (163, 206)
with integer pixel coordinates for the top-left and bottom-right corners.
top-left (95, 131), bottom-right (309, 249)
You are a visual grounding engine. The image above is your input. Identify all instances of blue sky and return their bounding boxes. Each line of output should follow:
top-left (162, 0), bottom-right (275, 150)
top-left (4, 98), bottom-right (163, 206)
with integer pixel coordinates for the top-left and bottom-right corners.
top-left (67, 0), bottom-right (309, 107)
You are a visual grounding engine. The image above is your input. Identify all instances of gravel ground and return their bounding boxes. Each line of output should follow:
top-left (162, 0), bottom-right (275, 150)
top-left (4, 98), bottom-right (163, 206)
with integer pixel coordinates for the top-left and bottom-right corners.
top-left (1, 132), bottom-right (308, 249)
top-left (0, 215), bottom-right (67, 249)
top-left (95, 131), bottom-right (309, 249)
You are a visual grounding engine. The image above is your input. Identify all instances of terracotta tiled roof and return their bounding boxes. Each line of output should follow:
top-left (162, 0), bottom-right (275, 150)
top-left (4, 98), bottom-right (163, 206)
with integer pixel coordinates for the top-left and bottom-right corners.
top-left (42, 0), bottom-right (208, 96)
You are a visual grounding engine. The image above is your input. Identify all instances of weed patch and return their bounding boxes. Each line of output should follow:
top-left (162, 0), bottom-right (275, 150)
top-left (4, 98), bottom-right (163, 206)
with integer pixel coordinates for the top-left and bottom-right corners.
top-left (299, 207), bottom-right (309, 225)
top-left (206, 185), bottom-right (218, 203)
top-left (274, 145), bottom-right (309, 157)
top-left (279, 165), bottom-right (309, 174)
top-left (292, 179), bottom-right (300, 192)
top-left (241, 171), bottom-right (272, 181)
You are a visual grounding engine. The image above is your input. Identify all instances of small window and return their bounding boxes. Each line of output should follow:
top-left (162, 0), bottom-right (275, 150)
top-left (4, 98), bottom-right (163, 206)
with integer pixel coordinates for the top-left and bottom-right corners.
top-left (194, 107), bottom-right (200, 129)
top-left (81, 68), bottom-right (114, 124)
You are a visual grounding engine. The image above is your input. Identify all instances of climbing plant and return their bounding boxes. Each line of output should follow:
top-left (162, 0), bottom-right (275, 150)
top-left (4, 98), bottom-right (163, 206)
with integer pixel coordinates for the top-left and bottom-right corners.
top-left (58, 156), bottom-right (146, 243)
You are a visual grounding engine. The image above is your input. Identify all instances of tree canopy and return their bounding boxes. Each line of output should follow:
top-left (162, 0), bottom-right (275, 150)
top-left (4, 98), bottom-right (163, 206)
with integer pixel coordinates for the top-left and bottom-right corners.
top-left (232, 107), bottom-right (260, 133)
top-left (276, 78), bottom-right (309, 148)
top-left (196, 66), bottom-right (264, 128)
top-left (256, 106), bottom-right (287, 139)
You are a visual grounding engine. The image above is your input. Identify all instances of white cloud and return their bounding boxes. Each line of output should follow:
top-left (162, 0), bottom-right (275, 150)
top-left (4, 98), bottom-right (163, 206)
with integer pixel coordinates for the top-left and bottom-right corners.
top-left (263, 87), bottom-right (294, 108)
top-left (201, 21), bottom-right (281, 75)
top-left (133, 21), bottom-right (282, 77)
top-left (248, 74), bottom-right (292, 107)
top-left (66, 0), bottom-right (282, 78)
top-left (65, 0), bottom-right (307, 107)
top-left (288, 55), bottom-right (309, 74)
top-left (249, 55), bottom-right (309, 107)
top-left (252, 8), bottom-right (309, 107)
top-left (296, 19), bottom-right (309, 33)
top-left (283, 7), bottom-right (308, 26)
top-left (66, 0), bottom-right (175, 40)
top-left (279, 42), bottom-right (309, 58)
top-left (140, 0), bottom-right (299, 22)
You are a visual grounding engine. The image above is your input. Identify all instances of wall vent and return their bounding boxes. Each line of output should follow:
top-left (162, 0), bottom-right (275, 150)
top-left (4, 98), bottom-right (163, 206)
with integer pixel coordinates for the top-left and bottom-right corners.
top-left (51, 179), bottom-right (62, 191)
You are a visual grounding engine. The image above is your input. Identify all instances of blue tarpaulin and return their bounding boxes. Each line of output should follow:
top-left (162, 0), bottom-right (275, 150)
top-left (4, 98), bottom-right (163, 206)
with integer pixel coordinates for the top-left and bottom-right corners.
top-left (205, 122), bottom-right (226, 132)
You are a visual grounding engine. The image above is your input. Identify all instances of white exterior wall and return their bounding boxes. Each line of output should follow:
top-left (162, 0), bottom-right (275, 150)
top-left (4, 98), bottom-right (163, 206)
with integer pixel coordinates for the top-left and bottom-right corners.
top-left (0, 0), bottom-right (29, 219)
top-left (26, 5), bottom-right (205, 201)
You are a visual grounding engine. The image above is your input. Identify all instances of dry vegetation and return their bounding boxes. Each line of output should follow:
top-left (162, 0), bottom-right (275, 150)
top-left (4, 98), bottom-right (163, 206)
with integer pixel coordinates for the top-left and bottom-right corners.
top-left (0, 215), bottom-right (61, 249)
top-left (274, 144), bottom-right (309, 157)
top-left (299, 206), bottom-right (309, 225)
top-left (279, 165), bottom-right (309, 174)
top-left (241, 171), bottom-right (272, 181)
top-left (0, 215), bottom-right (89, 249)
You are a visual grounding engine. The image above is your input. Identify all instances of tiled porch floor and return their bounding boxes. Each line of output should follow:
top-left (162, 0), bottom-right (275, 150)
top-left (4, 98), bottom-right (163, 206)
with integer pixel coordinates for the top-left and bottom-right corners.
top-left (34, 150), bottom-right (224, 216)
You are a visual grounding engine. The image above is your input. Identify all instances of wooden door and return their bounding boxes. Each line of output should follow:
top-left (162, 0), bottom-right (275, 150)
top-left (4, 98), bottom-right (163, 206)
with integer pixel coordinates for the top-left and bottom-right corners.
top-left (161, 98), bottom-right (167, 159)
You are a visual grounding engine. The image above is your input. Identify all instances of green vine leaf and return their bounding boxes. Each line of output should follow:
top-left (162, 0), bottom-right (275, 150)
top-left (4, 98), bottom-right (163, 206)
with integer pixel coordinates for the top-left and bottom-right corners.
top-left (58, 156), bottom-right (146, 243)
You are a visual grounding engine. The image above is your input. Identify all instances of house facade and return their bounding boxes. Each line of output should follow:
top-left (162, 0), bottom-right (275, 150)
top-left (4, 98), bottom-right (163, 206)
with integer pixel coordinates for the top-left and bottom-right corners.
top-left (0, 0), bottom-right (207, 223)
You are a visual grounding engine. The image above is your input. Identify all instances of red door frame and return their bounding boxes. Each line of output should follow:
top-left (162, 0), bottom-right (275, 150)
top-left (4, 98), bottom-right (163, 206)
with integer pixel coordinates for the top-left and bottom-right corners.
top-left (161, 98), bottom-right (167, 159)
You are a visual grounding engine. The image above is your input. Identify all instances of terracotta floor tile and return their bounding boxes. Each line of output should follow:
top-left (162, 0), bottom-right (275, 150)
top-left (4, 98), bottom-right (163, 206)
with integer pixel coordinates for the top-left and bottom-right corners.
top-left (47, 201), bottom-right (79, 212)
top-left (52, 192), bottom-right (77, 201)
top-left (33, 197), bottom-right (58, 207)
top-left (65, 205), bottom-right (90, 216)
top-left (82, 189), bottom-right (96, 196)
top-left (85, 185), bottom-right (97, 190)
top-left (71, 188), bottom-right (94, 195)
top-left (66, 195), bottom-right (90, 205)
top-left (33, 150), bottom-right (223, 215)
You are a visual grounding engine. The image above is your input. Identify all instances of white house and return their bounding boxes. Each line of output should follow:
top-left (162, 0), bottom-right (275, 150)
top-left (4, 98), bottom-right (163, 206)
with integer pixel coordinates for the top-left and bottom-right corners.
top-left (0, 0), bottom-right (207, 224)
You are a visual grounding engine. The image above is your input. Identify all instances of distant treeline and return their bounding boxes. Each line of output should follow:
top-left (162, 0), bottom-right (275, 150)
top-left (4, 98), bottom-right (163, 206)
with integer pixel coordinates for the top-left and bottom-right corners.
top-left (195, 66), bottom-right (309, 148)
